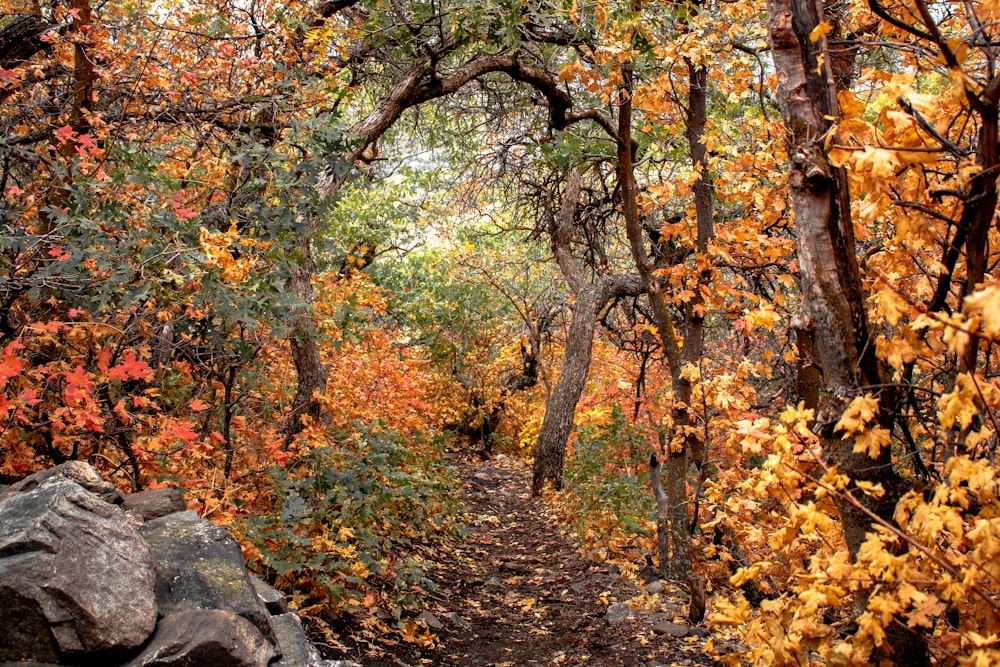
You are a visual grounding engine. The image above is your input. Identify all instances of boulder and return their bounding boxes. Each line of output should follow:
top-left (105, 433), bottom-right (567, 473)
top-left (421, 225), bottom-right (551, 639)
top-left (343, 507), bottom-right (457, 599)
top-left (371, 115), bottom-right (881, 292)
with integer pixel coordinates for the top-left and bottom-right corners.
top-left (418, 611), bottom-right (443, 630)
top-left (0, 461), bottom-right (122, 504)
top-left (249, 575), bottom-right (287, 615)
top-left (269, 613), bottom-right (321, 667)
top-left (122, 488), bottom-right (186, 521)
top-left (124, 610), bottom-right (273, 667)
top-left (0, 476), bottom-right (157, 662)
top-left (138, 511), bottom-right (276, 645)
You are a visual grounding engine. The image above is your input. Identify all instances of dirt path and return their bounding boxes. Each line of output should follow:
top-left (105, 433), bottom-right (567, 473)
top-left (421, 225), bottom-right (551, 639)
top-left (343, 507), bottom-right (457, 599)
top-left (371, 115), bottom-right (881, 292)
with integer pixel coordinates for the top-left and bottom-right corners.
top-left (326, 456), bottom-right (729, 667)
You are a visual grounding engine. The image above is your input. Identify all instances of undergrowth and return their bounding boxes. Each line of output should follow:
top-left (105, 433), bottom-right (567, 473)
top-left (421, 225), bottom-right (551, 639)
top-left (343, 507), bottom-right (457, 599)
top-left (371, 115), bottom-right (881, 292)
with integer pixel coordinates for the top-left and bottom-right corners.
top-left (561, 407), bottom-right (656, 565)
top-left (237, 425), bottom-right (463, 629)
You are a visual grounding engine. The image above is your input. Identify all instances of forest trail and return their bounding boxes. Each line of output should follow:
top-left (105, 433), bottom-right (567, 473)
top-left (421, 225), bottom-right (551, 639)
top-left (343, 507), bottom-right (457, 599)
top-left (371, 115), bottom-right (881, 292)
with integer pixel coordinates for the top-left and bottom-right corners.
top-left (327, 456), bottom-right (730, 667)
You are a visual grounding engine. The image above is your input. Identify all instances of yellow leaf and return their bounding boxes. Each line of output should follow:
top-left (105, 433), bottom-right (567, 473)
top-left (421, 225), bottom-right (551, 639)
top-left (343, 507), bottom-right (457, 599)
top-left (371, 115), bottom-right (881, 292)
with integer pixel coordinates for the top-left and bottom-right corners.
top-left (964, 285), bottom-right (1000, 338)
top-left (558, 62), bottom-right (581, 83)
top-left (828, 146), bottom-right (854, 168)
top-left (731, 562), bottom-right (767, 588)
top-left (854, 146), bottom-right (901, 178)
top-left (744, 305), bottom-right (781, 331)
top-left (853, 427), bottom-right (891, 459)
top-left (836, 394), bottom-right (880, 436)
top-left (837, 90), bottom-right (865, 118)
top-left (873, 288), bottom-right (913, 326)
top-left (710, 597), bottom-right (750, 626)
top-left (855, 480), bottom-right (885, 499)
top-left (938, 377), bottom-right (978, 429)
top-left (810, 21), bottom-right (833, 42)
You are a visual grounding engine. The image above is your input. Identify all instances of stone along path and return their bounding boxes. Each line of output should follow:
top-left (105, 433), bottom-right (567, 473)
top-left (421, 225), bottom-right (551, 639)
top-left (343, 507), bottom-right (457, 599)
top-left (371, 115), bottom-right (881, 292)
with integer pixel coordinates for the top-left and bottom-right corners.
top-left (325, 456), bottom-right (730, 667)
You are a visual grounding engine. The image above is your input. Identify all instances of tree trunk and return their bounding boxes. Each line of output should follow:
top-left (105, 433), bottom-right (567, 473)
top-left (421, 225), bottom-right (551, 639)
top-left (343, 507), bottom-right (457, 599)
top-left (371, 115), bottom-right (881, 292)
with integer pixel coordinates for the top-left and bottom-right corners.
top-left (766, 0), bottom-right (927, 663)
top-left (618, 61), bottom-right (715, 579)
top-left (284, 236), bottom-right (328, 445)
top-left (531, 286), bottom-right (602, 495)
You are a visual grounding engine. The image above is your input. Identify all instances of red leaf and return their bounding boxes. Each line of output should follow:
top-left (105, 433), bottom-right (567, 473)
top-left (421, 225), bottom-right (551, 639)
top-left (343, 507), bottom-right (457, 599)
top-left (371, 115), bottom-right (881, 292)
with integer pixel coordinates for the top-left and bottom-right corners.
top-left (63, 365), bottom-right (93, 403)
top-left (53, 125), bottom-right (77, 143)
top-left (164, 419), bottom-right (199, 444)
top-left (0, 341), bottom-right (24, 388)
top-left (107, 350), bottom-right (153, 382)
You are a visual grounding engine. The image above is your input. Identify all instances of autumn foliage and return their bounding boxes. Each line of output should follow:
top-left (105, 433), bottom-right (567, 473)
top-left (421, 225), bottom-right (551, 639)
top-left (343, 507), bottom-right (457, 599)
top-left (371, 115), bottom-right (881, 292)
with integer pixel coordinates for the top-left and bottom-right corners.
top-left (8, 0), bottom-right (1000, 664)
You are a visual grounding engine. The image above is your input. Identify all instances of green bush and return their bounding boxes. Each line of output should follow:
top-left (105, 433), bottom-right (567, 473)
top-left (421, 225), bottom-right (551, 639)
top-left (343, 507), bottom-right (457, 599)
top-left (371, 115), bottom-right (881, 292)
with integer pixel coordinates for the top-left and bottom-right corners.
top-left (238, 426), bottom-right (462, 618)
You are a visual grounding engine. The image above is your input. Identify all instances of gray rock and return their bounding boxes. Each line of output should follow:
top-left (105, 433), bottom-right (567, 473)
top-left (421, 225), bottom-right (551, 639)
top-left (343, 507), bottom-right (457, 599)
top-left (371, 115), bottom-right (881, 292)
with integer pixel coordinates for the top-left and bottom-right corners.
top-left (0, 461), bottom-right (122, 504)
top-left (122, 488), bottom-right (186, 521)
top-left (652, 621), bottom-right (689, 637)
top-left (138, 510), bottom-right (276, 646)
top-left (269, 612), bottom-right (320, 667)
top-left (418, 611), bottom-right (443, 630)
top-left (569, 582), bottom-right (587, 595)
top-left (0, 476), bottom-right (157, 662)
top-left (447, 612), bottom-right (471, 628)
top-left (689, 625), bottom-right (710, 638)
top-left (249, 574), bottom-right (288, 615)
top-left (645, 580), bottom-right (665, 595)
top-left (125, 610), bottom-right (273, 667)
top-left (605, 602), bottom-right (633, 626)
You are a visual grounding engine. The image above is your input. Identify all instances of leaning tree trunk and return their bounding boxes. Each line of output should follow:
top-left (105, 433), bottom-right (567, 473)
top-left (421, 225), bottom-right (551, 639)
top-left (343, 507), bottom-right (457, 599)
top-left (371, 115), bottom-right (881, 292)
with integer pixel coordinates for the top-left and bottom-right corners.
top-left (618, 64), bottom-right (715, 581)
top-left (766, 0), bottom-right (927, 664)
top-left (532, 287), bottom-right (604, 495)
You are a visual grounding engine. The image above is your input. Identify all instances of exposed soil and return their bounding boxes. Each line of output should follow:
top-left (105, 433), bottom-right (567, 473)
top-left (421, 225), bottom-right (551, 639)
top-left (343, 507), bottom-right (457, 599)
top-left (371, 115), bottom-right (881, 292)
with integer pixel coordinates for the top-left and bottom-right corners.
top-left (321, 456), bottom-right (733, 667)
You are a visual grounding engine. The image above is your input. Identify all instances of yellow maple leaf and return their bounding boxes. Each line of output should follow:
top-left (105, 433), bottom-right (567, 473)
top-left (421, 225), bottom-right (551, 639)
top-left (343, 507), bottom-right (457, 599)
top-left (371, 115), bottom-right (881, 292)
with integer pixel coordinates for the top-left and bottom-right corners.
top-left (709, 597), bottom-right (750, 626)
top-left (854, 480), bottom-right (885, 499)
top-left (744, 304), bottom-right (781, 331)
top-left (198, 223), bottom-right (253, 283)
top-left (836, 393), bottom-right (880, 435)
top-left (854, 146), bottom-right (902, 178)
top-left (938, 377), bottom-right (978, 429)
top-left (853, 427), bottom-right (891, 459)
top-left (873, 287), bottom-right (913, 326)
top-left (558, 62), bottom-right (581, 83)
top-left (837, 90), bottom-right (865, 118)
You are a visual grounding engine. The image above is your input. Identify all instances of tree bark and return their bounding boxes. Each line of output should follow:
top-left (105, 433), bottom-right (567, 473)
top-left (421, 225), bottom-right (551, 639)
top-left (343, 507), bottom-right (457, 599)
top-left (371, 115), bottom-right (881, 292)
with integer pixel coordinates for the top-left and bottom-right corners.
top-left (283, 235), bottom-right (329, 445)
top-left (766, 0), bottom-right (927, 663)
top-left (531, 284), bottom-right (603, 494)
top-left (0, 15), bottom-right (58, 70)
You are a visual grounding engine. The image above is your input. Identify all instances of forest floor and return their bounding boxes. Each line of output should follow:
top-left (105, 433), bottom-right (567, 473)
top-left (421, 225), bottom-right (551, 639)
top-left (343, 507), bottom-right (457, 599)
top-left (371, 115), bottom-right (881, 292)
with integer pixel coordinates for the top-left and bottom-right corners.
top-left (318, 455), bottom-right (739, 667)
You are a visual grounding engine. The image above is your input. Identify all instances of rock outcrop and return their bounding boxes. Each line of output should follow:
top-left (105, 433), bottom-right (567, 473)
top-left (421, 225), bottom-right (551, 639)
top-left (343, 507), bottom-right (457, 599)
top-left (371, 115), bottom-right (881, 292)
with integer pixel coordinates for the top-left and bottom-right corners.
top-left (121, 489), bottom-right (186, 522)
top-left (124, 610), bottom-right (274, 667)
top-left (139, 511), bottom-right (277, 646)
top-left (0, 463), bottom-right (358, 667)
top-left (0, 475), bottom-right (157, 663)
